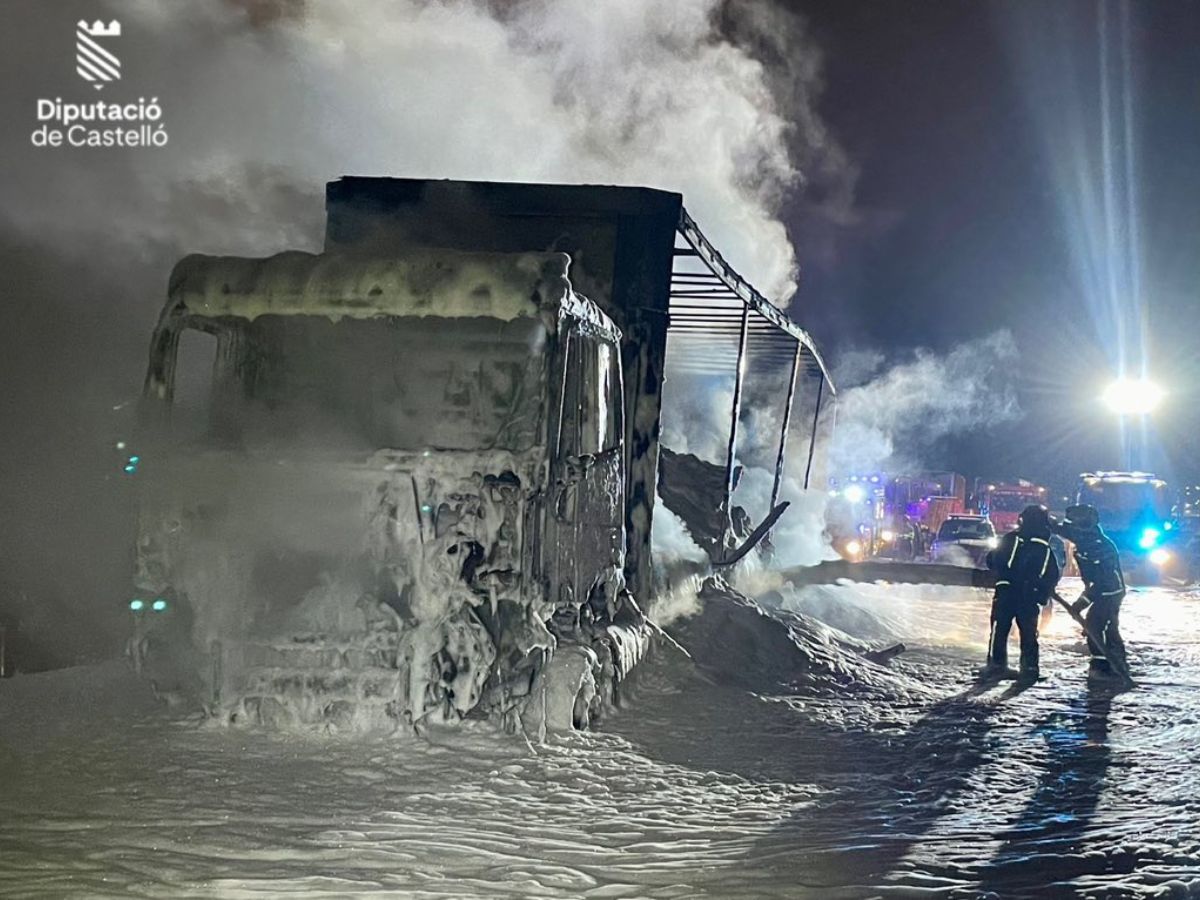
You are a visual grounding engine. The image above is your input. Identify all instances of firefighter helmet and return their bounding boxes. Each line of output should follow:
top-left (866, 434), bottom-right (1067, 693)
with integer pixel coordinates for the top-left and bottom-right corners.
top-left (1065, 504), bottom-right (1100, 529)
top-left (1018, 504), bottom-right (1050, 535)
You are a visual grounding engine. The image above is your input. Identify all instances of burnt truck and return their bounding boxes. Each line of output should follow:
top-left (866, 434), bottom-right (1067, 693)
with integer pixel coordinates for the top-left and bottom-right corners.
top-left (131, 178), bottom-right (833, 733)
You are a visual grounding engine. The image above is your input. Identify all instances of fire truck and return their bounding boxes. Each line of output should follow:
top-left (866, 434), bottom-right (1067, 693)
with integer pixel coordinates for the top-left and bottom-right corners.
top-left (1076, 471), bottom-right (1179, 583)
top-left (826, 471), bottom-right (966, 562)
top-left (975, 480), bottom-right (1049, 534)
top-left (1174, 484), bottom-right (1200, 582)
top-left (888, 472), bottom-right (967, 538)
top-left (826, 474), bottom-right (887, 561)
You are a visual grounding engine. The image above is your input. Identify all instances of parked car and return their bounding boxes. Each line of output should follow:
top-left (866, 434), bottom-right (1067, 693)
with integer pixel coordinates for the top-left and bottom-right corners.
top-left (931, 515), bottom-right (997, 567)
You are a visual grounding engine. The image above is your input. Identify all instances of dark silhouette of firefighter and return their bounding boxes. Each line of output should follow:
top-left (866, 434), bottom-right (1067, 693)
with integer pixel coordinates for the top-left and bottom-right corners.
top-left (1050, 504), bottom-right (1128, 677)
top-left (985, 504), bottom-right (1060, 680)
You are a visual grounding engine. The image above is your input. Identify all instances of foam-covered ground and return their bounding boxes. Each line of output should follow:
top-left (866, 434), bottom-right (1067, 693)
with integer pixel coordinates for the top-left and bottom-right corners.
top-left (3, 579), bottom-right (1200, 898)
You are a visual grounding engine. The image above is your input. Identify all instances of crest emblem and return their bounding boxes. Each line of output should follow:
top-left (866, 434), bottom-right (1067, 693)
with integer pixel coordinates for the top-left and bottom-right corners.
top-left (76, 20), bottom-right (122, 90)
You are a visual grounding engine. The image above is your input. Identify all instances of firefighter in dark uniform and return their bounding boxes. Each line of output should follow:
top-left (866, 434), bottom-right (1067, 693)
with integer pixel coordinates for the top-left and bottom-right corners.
top-left (1050, 504), bottom-right (1128, 677)
top-left (985, 504), bottom-right (1061, 680)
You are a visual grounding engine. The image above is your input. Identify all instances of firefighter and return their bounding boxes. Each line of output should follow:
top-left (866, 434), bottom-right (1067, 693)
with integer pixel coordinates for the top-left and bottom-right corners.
top-left (1050, 504), bottom-right (1128, 678)
top-left (984, 504), bottom-right (1061, 681)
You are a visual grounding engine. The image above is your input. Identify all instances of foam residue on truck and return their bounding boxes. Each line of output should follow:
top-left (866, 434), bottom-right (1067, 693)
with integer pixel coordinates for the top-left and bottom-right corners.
top-left (133, 248), bottom-right (648, 735)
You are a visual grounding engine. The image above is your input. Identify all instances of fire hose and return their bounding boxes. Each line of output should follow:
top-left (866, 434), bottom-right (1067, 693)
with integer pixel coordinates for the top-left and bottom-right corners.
top-left (1051, 591), bottom-right (1134, 686)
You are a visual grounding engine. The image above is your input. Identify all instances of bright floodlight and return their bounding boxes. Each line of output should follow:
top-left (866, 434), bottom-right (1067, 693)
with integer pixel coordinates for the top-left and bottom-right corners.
top-left (1102, 377), bottom-right (1165, 415)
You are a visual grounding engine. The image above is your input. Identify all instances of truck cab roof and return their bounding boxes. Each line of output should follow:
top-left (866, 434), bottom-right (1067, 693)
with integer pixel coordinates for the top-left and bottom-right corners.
top-left (165, 248), bottom-right (620, 343)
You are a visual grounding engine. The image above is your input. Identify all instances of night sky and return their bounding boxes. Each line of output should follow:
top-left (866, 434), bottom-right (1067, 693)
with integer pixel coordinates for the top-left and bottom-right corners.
top-left (789, 0), bottom-right (1200, 493)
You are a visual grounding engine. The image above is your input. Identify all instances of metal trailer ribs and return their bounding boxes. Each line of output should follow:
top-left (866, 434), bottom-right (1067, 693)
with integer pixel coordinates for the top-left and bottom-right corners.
top-left (667, 207), bottom-right (834, 562)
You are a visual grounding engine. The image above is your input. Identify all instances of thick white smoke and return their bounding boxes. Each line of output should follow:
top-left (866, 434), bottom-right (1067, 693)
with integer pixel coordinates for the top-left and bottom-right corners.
top-left (656, 330), bottom-right (1022, 575)
top-left (0, 0), bottom-right (849, 301)
top-left (660, 380), bottom-right (737, 465)
top-left (830, 330), bottom-right (1021, 474)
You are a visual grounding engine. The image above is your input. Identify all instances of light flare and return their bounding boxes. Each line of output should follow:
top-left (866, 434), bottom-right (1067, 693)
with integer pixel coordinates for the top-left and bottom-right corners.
top-left (1102, 377), bottom-right (1164, 415)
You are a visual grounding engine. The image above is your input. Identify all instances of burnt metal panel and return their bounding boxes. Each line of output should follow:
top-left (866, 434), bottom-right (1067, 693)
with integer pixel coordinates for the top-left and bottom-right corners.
top-left (323, 177), bottom-right (682, 604)
top-left (319, 177), bottom-right (835, 582)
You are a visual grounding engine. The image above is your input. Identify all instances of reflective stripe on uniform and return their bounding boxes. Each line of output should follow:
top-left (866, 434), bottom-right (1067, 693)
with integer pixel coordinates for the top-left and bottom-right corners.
top-left (1030, 537), bottom-right (1050, 546)
top-left (996, 580), bottom-right (1011, 586)
top-left (1040, 547), bottom-right (1051, 577)
top-left (1008, 536), bottom-right (1021, 567)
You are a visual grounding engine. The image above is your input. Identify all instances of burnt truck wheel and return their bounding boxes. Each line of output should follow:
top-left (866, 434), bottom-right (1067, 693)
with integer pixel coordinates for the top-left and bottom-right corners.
top-left (521, 645), bottom-right (603, 736)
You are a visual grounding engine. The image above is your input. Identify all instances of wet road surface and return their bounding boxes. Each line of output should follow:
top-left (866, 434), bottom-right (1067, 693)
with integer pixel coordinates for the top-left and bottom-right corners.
top-left (1, 579), bottom-right (1199, 897)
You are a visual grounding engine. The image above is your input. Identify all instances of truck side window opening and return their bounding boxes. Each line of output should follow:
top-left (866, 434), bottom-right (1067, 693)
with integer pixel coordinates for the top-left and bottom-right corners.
top-left (579, 337), bottom-right (601, 455)
top-left (562, 334), bottom-right (618, 458)
top-left (560, 333), bottom-right (585, 457)
top-left (597, 341), bottom-right (620, 453)
top-left (172, 328), bottom-right (219, 431)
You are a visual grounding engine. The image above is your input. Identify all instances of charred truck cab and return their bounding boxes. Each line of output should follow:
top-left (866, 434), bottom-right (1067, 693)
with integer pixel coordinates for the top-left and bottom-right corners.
top-left (131, 177), bottom-right (834, 734)
top-left (136, 249), bottom-right (642, 733)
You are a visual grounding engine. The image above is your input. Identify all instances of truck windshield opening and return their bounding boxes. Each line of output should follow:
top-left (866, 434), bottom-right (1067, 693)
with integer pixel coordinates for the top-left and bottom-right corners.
top-left (184, 315), bottom-right (548, 453)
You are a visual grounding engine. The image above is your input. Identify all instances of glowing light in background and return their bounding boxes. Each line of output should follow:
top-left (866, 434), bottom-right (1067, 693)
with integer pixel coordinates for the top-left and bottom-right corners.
top-left (1102, 377), bottom-right (1164, 415)
top-left (129, 599), bottom-right (145, 612)
top-left (1004, 1), bottom-right (1161, 471)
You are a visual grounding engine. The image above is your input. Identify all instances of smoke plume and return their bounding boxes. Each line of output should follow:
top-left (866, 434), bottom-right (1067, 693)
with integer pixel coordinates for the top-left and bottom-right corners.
top-left (2, 0), bottom-right (850, 299)
top-left (654, 330), bottom-right (1022, 579)
top-left (830, 330), bottom-right (1021, 474)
